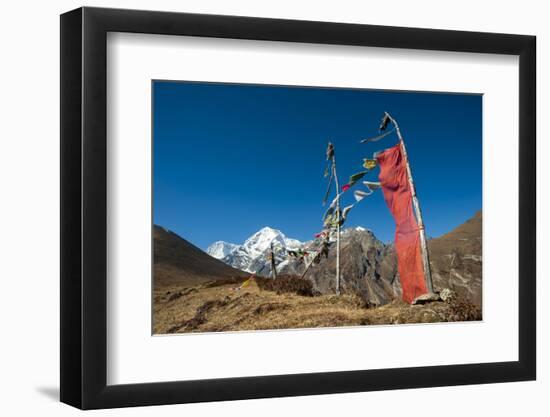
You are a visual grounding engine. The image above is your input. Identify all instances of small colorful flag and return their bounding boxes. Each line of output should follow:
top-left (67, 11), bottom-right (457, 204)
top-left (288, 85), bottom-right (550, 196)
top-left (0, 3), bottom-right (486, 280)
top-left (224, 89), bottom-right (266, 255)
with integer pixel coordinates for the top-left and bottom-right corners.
top-left (379, 113), bottom-right (391, 132)
top-left (363, 181), bottom-right (382, 191)
top-left (349, 171), bottom-right (368, 183)
top-left (360, 129), bottom-right (395, 144)
top-left (341, 171), bottom-right (369, 192)
top-left (362, 159), bottom-right (378, 170)
top-left (354, 189), bottom-right (372, 202)
top-left (323, 205), bottom-right (335, 221)
top-left (326, 142), bottom-right (335, 160)
top-left (322, 168), bottom-right (334, 205)
top-left (342, 204), bottom-right (354, 220)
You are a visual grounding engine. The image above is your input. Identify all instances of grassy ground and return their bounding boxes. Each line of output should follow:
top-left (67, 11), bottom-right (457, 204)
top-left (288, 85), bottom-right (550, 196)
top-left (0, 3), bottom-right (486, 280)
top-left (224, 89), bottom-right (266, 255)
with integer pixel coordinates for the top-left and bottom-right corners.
top-left (153, 277), bottom-right (481, 334)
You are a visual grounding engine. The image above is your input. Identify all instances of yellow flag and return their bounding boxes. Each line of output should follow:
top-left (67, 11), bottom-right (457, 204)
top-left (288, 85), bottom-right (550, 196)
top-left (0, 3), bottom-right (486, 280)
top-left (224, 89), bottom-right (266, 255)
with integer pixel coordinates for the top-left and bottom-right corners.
top-left (363, 159), bottom-right (377, 170)
top-left (240, 276), bottom-right (255, 289)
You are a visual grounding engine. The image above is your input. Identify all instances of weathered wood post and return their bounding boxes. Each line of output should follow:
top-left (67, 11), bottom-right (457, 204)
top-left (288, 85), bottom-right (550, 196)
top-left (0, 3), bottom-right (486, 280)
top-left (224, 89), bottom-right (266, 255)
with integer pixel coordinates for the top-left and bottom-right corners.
top-left (300, 251), bottom-right (316, 280)
top-left (332, 153), bottom-right (341, 295)
top-left (270, 241), bottom-right (277, 280)
top-left (385, 112), bottom-right (435, 295)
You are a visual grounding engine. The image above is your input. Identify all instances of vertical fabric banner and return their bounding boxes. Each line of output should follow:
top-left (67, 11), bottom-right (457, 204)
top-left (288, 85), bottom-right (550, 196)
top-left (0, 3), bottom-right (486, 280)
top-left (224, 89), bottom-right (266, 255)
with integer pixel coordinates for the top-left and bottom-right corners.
top-left (376, 144), bottom-right (428, 303)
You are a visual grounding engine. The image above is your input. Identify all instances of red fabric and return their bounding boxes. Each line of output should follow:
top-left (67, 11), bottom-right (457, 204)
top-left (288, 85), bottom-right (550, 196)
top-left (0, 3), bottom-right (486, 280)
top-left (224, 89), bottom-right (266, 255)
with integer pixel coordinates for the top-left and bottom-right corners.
top-left (376, 144), bottom-right (428, 303)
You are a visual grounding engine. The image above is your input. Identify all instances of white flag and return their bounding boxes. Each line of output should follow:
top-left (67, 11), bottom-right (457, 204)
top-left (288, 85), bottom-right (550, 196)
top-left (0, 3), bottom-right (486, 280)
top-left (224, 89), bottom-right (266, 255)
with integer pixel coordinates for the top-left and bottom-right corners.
top-left (363, 181), bottom-right (382, 191)
top-left (342, 204), bottom-right (354, 220)
top-left (354, 189), bottom-right (372, 202)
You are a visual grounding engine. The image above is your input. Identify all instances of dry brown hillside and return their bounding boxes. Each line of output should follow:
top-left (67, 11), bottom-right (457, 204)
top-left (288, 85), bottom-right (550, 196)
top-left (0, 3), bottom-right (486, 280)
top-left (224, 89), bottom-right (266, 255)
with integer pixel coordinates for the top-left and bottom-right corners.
top-left (153, 277), bottom-right (480, 334)
top-left (154, 225), bottom-right (247, 287)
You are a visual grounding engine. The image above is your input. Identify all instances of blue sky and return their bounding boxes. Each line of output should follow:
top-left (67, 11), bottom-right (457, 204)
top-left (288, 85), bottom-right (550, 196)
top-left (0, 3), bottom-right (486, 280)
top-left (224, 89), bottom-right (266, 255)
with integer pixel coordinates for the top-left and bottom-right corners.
top-left (153, 81), bottom-right (482, 250)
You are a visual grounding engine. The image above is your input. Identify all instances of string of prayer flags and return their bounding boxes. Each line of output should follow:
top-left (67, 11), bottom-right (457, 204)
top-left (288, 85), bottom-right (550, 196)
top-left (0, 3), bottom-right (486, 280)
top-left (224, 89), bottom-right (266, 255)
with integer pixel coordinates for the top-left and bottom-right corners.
top-left (287, 249), bottom-right (309, 260)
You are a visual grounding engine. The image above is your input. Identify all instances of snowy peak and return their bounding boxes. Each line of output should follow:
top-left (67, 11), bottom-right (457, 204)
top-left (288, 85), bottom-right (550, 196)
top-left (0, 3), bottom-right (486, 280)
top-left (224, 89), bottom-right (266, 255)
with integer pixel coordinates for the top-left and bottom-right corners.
top-left (242, 227), bottom-right (301, 256)
top-left (243, 227), bottom-right (282, 253)
top-left (207, 227), bottom-right (304, 274)
top-left (206, 225), bottom-right (381, 276)
top-left (341, 226), bottom-right (373, 235)
top-left (206, 241), bottom-right (240, 259)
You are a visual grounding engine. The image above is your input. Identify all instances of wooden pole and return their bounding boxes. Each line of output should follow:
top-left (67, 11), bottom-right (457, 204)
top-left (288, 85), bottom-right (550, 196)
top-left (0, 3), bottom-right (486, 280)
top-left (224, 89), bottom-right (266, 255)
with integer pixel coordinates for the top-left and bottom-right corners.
top-left (332, 153), bottom-right (341, 295)
top-left (270, 241), bottom-right (277, 280)
top-left (448, 252), bottom-right (456, 290)
top-left (300, 252), bottom-right (316, 280)
top-left (385, 112), bottom-right (435, 294)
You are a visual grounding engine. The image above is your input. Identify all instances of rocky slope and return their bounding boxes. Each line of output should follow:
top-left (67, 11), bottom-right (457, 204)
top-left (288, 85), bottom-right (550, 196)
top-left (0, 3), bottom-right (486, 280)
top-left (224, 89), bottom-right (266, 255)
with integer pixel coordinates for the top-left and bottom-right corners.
top-left (287, 212), bottom-right (482, 307)
top-left (428, 210), bottom-right (482, 305)
top-left (277, 227), bottom-right (400, 306)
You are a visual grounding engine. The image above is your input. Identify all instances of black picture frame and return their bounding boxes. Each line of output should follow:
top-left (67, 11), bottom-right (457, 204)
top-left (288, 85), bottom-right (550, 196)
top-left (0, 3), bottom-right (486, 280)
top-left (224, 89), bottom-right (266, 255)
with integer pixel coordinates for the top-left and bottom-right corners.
top-left (60, 6), bottom-right (536, 410)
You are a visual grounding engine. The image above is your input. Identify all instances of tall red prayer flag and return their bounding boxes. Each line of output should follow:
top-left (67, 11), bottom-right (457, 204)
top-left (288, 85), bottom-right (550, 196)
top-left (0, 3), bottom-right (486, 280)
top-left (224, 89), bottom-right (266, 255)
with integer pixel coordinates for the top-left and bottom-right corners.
top-left (376, 144), bottom-right (428, 303)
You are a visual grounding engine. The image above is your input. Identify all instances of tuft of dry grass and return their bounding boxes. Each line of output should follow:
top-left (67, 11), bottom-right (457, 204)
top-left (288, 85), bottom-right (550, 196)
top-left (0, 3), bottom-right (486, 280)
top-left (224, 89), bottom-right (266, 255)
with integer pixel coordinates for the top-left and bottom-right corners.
top-left (255, 275), bottom-right (316, 296)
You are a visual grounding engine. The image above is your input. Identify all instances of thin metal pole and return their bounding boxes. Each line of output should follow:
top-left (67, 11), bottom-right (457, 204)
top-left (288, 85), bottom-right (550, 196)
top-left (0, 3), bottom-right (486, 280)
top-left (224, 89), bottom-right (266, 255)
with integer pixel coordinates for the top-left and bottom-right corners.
top-left (332, 155), bottom-right (341, 295)
top-left (386, 112), bottom-right (434, 294)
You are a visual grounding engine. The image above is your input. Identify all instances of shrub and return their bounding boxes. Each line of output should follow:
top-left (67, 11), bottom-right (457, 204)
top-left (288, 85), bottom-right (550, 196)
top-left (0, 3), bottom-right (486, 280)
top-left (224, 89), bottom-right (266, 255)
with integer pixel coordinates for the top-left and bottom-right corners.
top-left (255, 275), bottom-right (315, 297)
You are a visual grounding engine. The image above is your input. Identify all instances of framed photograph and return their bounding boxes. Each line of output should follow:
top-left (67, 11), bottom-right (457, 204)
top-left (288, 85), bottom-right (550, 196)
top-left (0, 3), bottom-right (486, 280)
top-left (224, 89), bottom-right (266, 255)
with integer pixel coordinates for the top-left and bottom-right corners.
top-left (60, 7), bottom-right (536, 409)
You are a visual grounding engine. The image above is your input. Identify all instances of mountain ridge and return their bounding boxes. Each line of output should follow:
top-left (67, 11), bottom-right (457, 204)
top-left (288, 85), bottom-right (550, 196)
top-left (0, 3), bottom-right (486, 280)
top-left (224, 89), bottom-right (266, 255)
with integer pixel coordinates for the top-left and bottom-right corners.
top-left (207, 226), bottom-right (303, 275)
top-left (155, 210), bottom-right (482, 306)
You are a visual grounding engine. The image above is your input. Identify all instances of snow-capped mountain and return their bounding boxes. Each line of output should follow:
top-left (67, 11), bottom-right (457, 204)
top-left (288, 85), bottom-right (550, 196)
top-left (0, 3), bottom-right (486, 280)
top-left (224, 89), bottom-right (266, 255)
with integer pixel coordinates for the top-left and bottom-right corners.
top-left (206, 241), bottom-right (240, 259)
top-left (242, 227), bottom-right (302, 256)
top-left (206, 227), bottom-right (304, 275)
